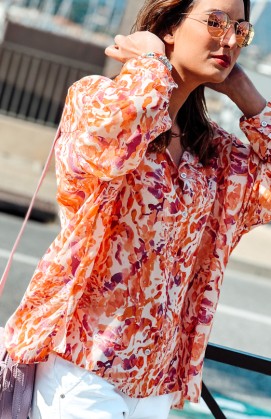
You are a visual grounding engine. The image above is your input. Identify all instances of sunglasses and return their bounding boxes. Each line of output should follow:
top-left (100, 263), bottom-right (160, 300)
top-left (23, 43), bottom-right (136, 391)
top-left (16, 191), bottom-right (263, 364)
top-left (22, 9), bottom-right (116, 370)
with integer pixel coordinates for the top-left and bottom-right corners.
top-left (181, 10), bottom-right (255, 48)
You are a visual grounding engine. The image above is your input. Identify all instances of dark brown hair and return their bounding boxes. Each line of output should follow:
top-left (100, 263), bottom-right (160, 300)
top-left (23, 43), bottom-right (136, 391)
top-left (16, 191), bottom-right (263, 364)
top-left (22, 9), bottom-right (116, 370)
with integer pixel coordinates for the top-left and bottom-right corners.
top-left (133, 0), bottom-right (251, 165)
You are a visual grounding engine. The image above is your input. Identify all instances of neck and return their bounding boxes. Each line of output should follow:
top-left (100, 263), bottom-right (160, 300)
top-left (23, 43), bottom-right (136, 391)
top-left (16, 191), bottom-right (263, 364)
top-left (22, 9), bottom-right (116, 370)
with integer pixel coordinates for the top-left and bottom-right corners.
top-left (168, 67), bottom-right (202, 122)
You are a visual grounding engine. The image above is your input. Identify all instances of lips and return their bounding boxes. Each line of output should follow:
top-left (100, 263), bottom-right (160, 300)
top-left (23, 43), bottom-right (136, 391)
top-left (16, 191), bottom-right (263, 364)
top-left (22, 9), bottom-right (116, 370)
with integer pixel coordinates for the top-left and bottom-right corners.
top-left (212, 55), bottom-right (232, 68)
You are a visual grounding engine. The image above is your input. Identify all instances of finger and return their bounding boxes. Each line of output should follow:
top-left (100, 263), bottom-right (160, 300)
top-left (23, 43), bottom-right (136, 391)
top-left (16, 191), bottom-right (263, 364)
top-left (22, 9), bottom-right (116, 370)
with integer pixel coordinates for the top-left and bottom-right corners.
top-left (114, 34), bottom-right (125, 45)
top-left (104, 45), bottom-right (124, 62)
top-left (105, 45), bottom-right (119, 54)
top-left (105, 44), bottom-right (119, 52)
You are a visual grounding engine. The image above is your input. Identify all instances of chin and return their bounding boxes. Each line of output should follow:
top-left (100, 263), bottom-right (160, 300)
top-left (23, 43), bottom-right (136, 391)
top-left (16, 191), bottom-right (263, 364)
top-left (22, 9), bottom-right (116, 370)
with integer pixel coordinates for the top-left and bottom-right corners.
top-left (207, 70), bottom-right (231, 84)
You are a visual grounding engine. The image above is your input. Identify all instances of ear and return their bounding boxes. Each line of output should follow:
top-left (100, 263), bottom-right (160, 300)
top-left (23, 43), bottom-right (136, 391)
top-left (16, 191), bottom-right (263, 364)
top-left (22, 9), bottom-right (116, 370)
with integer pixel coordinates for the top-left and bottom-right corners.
top-left (163, 32), bottom-right (175, 45)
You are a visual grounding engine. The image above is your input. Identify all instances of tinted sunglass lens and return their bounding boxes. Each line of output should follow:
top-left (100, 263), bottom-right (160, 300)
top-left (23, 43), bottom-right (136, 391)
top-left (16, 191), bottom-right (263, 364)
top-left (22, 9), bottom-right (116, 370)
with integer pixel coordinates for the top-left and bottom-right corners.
top-left (207, 11), bottom-right (228, 37)
top-left (236, 22), bottom-right (255, 47)
top-left (208, 11), bottom-right (254, 48)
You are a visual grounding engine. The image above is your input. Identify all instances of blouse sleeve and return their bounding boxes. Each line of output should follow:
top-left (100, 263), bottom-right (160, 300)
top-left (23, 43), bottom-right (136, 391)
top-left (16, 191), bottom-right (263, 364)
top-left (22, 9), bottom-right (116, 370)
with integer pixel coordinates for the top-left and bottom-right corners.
top-left (233, 102), bottom-right (271, 238)
top-left (59, 56), bottom-right (177, 181)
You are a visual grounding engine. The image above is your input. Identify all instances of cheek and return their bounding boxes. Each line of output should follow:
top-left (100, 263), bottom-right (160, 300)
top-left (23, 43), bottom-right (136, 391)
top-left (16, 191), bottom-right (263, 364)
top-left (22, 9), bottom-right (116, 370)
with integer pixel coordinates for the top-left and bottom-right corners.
top-left (233, 49), bottom-right (241, 63)
top-left (173, 31), bottom-right (211, 62)
top-left (174, 23), bottom-right (210, 52)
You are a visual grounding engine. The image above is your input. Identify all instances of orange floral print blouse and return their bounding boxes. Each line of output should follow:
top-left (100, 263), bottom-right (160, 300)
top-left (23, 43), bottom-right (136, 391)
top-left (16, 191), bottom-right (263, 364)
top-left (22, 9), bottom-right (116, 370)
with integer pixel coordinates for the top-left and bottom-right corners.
top-left (5, 56), bottom-right (271, 409)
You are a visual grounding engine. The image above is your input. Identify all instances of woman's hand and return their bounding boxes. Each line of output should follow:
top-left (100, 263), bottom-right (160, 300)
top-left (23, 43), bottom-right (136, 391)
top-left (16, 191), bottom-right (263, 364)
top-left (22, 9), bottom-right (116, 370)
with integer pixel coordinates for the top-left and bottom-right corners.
top-left (105, 31), bottom-right (165, 64)
top-left (206, 64), bottom-right (266, 118)
top-left (206, 63), bottom-right (244, 96)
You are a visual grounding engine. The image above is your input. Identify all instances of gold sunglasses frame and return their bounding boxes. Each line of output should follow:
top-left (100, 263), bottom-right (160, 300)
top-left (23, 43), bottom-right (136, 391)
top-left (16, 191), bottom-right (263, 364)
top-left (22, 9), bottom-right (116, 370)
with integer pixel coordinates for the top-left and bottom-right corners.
top-left (180, 10), bottom-right (255, 48)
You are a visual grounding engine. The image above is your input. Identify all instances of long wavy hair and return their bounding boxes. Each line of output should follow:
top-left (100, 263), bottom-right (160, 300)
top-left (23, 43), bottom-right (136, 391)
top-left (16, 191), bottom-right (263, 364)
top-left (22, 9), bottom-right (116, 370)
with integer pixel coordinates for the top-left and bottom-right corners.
top-left (132, 0), bottom-right (251, 165)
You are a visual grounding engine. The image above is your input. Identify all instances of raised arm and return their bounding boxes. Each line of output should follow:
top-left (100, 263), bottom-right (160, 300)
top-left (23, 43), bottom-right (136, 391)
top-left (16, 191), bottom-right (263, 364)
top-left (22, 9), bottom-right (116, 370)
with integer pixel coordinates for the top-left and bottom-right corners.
top-left (60, 32), bottom-right (176, 181)
top-left (207, 63), bottom-right (266, 118)
top-left (209, 65), bottom-right (271, 233)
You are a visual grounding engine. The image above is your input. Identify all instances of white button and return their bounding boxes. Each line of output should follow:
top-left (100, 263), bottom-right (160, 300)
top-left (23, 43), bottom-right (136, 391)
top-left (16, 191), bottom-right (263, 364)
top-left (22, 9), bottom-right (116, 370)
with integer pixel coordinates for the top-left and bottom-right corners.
top-left (169, 256), bottom-right (174, 263)
top-left (180, 172), bottom-right (187, 179)
top-left (93, 334), bottom-right (99, 340)
top-left (145, 349), bottom-right (151, 356)
top-left (261, 121), bottom-right (268, 127)
top-left (182, 211), bottom-right (188, 218)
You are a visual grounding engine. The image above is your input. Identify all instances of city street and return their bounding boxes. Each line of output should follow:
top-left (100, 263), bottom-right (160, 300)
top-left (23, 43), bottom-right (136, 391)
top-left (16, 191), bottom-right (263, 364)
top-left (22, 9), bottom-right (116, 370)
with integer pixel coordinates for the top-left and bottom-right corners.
top-left (0, 212), bottom-right (271, 417)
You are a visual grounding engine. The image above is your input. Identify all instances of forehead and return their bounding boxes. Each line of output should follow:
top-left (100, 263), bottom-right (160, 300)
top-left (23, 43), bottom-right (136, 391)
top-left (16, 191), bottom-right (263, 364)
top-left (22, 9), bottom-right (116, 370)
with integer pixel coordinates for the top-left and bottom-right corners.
top-left (192, 0), bottom-right (245, 19)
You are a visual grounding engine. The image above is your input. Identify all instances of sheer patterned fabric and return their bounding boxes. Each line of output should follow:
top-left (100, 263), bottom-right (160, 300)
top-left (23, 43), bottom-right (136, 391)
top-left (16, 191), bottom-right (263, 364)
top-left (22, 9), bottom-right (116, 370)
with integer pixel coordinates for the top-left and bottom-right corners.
top-left (5, 57), bottom-right (271, 409)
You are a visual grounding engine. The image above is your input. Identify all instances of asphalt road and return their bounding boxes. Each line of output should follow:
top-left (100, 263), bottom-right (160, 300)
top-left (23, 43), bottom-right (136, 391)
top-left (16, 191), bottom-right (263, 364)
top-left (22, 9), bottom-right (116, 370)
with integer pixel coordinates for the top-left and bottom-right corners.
top-left (1, 212), bottom-right (271, 416)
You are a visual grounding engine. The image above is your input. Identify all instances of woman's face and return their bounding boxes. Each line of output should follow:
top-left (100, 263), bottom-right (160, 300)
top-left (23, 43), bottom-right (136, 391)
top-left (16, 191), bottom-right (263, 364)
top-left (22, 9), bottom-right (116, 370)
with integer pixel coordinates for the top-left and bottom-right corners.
top-left (165, 0), bottom-right (245, 85)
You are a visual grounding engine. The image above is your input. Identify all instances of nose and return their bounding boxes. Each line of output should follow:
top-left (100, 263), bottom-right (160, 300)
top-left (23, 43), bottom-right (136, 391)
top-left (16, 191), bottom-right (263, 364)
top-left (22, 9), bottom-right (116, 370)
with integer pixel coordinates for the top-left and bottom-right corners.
top-left (220, 24), bottom-right (238, 49)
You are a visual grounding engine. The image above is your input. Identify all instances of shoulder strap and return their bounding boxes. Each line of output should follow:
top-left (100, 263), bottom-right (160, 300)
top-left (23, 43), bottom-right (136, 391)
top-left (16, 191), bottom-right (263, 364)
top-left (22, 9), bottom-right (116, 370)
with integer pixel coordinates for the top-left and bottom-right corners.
top-left (0, 126), bottom-right (61, 297)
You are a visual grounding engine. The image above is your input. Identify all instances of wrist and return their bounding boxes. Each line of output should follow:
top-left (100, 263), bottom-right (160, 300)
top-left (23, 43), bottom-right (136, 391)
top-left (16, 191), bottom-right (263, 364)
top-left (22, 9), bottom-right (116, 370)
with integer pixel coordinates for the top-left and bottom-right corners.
top-left (227, 75), bottom-right (266, 118)
top-left (230, 92), bottom-right (266, 119)
top-left (142, 52), bottom-right (172, 72)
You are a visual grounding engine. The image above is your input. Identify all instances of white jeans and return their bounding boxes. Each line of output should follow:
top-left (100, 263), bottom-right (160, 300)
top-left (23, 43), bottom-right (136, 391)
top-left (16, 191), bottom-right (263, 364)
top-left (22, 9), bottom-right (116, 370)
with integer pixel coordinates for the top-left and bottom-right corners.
top-left (30, 353), bottom-right (175, 419)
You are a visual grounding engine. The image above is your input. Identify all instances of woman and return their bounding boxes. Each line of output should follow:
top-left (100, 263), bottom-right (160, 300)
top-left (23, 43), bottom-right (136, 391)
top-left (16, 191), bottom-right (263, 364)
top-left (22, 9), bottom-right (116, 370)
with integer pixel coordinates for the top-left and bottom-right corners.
top-left (5, 0), bottom-right (271, 418)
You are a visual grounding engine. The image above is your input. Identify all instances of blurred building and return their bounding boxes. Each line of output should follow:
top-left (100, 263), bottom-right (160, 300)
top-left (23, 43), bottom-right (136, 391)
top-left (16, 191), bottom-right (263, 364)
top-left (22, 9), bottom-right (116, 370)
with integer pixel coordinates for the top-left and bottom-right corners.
top-left (1, 0), bottom-right (126, 41)
top-left (0, 0), bottom-right (142, 127)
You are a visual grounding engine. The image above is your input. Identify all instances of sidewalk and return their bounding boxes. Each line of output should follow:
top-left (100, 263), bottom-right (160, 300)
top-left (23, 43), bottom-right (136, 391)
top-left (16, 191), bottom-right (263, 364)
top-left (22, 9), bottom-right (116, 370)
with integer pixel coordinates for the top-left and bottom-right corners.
top-left (228, 224), bottom-right (271, 278)
top-left (0, 115), bottom-right (270, 277)
top-left (0, 115), bottom-right (57, 221)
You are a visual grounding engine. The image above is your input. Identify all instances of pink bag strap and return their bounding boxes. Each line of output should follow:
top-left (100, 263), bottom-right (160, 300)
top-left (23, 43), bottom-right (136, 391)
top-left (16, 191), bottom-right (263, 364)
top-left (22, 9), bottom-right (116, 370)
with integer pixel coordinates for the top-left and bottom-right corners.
top-left (0, 126), bottom-right (61, 297)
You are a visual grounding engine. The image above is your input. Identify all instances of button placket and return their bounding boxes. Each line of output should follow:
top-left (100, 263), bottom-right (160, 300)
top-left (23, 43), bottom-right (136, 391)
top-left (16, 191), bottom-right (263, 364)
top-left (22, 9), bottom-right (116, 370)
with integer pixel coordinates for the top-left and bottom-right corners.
top-left (179, 168), bottom-right (189, 217)
top-left (182, 210), bottom-right (188, 218)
